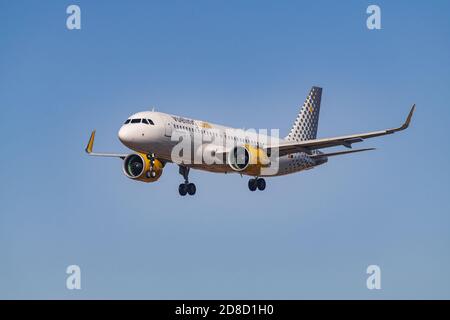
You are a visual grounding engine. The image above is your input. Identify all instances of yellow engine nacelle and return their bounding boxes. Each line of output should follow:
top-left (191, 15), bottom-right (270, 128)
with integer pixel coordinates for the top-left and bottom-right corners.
top-left (228, 145), bottom-right (270, 176)
top-left (122, 153), bottom-right (164, 182)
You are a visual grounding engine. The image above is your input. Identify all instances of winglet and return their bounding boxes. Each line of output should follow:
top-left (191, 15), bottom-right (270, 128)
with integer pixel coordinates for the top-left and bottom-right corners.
top-left (400, 104), bottom-right (415, 131)
top-left (387, 104), bottom-right (415, 133)
top-left (85, 130), bottom-right (96, 154)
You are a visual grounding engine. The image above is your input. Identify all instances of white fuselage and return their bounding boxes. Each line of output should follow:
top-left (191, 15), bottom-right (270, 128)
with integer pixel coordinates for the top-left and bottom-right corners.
top-left (117, 111), bottom-right (327, 177)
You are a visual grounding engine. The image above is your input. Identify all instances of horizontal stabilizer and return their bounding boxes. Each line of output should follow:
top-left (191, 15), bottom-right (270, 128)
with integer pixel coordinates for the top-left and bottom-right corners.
top-left (310, 148), bottom-right (376, 159)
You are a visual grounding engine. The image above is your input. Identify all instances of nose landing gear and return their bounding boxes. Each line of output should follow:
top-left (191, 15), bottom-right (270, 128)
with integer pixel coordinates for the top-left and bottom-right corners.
top-left (146, 170), bottom-right (157, 178)
top-left (178, 165), bottom-right (196, 196)
top-left (248, 177), bottom-right (266, 191)
top-left (146, 153), bottom-right (157, 178)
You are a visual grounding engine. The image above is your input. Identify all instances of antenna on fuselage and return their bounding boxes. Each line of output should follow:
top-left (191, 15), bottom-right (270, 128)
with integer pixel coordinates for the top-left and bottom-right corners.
top-left (151, 106), bottom-right (155, 112)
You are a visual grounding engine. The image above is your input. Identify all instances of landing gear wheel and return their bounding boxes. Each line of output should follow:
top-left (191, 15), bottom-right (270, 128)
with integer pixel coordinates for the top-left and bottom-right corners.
top-left (178, 183), bottom-right (187, 196)
top-left (178, 166), bottom-right (196, 196)
top-left (146, 170), bottom-right (156, 178)
top-left (187, 183), bottom-right (196, 195)
top-left (257, 178), bottom-right (266, 191)
top-left (248, 179), bottom-right (257, 191)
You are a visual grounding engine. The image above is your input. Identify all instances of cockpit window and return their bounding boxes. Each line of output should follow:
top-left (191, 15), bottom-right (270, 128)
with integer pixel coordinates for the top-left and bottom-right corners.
top-left (126, 118), bottom-right (154, 124)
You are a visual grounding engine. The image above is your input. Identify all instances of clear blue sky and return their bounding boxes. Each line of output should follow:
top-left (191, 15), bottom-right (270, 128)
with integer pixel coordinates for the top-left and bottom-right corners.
top-left (1, 0), bottom-right (449, 299)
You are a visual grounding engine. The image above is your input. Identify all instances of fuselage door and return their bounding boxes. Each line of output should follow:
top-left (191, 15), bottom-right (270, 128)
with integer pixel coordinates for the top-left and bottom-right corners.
top-left (165, 121), bottom-right (172, 137)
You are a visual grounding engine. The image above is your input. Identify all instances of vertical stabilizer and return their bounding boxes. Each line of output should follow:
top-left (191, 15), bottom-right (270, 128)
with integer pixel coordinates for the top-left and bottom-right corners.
top-left (286, 86), bottom-right (322, 141)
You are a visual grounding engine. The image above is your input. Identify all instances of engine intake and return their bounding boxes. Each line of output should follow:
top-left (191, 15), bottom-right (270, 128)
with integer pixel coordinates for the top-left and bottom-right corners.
top-left (228, 146), bottom-right (250, 171)
top-left (227, 145), bottom-right (270, 175)
top-left (123, 153), bottom-right (163, 182)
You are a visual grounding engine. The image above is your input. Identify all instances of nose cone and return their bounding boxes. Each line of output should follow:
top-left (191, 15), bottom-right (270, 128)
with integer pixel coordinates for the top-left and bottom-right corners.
top-left (118, 124), bottom-right (150, 150)
top-left (118, 125), bottom-right (131, 145)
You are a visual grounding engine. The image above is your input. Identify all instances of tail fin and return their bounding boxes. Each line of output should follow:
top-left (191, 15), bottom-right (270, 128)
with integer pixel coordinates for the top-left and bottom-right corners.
top-left (286, 86), bottom-right (322, 142)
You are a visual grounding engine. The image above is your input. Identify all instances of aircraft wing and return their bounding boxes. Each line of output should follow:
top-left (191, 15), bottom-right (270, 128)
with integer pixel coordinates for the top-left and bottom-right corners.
top-left (85, 130), bottom-right (128, 159)
top-left (266, 105), bottom-right (415, 157)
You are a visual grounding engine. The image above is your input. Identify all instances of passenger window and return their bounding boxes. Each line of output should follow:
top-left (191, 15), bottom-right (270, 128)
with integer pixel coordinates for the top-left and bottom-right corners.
top-left (124, 119), bottom-right (131, 124)
top-left (131, 119), bottom-right (141, 124)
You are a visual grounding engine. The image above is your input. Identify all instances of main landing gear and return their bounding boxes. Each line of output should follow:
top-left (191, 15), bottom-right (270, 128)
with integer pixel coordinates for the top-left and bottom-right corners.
top-left (248, 177), bottom-right (266, 192)
top-left (178, 165), bottom-right (196, 196)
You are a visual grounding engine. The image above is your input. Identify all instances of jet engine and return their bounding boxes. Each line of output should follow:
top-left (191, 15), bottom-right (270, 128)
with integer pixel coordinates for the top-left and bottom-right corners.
top-left (122, 153), bottom-right (164, 182)
top-left (227, 145), bottom-right (270, 175)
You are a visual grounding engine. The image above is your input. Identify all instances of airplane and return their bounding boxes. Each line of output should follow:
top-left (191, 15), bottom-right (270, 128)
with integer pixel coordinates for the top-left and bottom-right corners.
top-left (85, 87), bottom-right (415, 196)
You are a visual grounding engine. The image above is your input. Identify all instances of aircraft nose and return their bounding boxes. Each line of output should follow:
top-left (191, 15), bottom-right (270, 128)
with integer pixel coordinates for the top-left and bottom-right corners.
top-left (118, 126), bottom-right (130, 144)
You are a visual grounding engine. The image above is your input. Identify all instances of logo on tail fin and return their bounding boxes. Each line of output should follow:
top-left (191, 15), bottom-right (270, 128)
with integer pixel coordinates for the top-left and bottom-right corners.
top-left (286, 86), bottom-right (322, 142)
